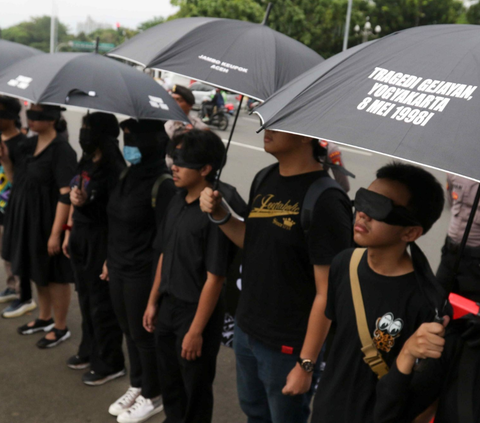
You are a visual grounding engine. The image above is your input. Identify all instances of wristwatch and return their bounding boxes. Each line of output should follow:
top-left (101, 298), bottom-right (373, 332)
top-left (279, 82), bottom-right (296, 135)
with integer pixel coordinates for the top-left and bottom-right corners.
top-left (297, 358), bottom-right (315, 373)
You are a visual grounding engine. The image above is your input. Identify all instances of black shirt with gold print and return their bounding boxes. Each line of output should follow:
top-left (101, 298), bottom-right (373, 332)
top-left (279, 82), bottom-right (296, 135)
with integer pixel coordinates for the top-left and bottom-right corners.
top-left (236, 165), bottom-right (353, 352)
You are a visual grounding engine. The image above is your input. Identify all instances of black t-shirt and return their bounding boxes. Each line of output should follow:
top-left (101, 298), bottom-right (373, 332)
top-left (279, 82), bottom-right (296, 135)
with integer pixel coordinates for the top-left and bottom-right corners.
top-left (158, 191), bottom-right (231, 303)
top-left (72, 149), bottom-right (125, 225)
top-left (236, 166), bottom-right (353, 352)
top-left (107, 162), bottom-right (176, 278)
top-left (312, 248), bottom-right (434, 423)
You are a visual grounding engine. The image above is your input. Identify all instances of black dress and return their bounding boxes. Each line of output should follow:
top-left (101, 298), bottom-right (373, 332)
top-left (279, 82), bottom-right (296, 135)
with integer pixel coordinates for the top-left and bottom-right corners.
top-left (2, 135), bottom-right (77, 286)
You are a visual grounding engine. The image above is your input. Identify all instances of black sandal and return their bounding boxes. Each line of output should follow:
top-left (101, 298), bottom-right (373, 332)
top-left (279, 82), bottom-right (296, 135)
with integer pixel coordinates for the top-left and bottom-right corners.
top-left (36, 327), bottom-right (71, 349)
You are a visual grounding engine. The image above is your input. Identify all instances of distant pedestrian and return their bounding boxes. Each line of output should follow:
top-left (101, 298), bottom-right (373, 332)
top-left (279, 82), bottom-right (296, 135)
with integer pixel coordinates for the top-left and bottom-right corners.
top-left (165, 85), bottom-right (208, 140)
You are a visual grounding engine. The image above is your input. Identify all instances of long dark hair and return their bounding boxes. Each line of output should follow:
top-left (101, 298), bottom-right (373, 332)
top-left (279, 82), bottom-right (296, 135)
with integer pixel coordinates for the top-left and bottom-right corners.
top-left (81, 112), bottom-right (122, 167)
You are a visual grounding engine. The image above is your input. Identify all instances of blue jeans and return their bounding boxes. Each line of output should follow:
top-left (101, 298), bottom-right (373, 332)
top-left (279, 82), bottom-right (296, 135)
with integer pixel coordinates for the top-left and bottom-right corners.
top-left (234, 325), bottom-right (319, 423)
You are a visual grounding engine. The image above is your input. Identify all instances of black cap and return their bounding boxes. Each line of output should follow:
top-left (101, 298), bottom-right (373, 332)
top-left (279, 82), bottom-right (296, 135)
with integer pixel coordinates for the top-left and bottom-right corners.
top-left (171, 85), bottom-right (195, 106)
top-left (0, 96), bottom-right (21, 117)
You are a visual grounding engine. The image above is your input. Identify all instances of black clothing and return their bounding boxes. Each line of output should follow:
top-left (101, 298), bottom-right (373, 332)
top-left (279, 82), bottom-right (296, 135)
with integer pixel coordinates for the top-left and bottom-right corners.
top-left (109, 270), bottom-right (161, 399)
top-left (19, 275), bottom-right (32, 303)
top-left (155, 294), bottom-right (224, 423)
top-left (2, 135), bottom-right (76, 285)
top-left (70, 222), bottom-right (124, 375)
top-left (3, 132), bottom-right (26, 165)
top-left (0, 133), bottom-right (26, 225)
top-left (374, 319), bottom-right (480, 423)
top-left (236, 167), bottom-right (353, 352)
top-left (69, 149), bottom-right (125, 373)
top-left (106, 161), bottom-right (176, 278)
top-left (437, 236), bottom-right (480, 303)
top-left (158, 191), bottom-right (231, 303)
top-left (312, 249), bottom-right (433, 423)
top-left (71, 145), bottom-right (125, 225)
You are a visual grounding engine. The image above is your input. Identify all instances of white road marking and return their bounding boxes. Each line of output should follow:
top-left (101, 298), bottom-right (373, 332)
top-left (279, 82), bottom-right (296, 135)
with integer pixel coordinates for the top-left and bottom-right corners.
top-left (222, 139), bottom-right (372, 156)
top-left (241, 117), bottom-right (261, 123)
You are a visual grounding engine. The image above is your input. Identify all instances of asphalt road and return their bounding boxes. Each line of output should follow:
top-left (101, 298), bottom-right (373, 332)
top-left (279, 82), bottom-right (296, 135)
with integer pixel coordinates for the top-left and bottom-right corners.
top-left (0, 109), bottom-right (451, 423)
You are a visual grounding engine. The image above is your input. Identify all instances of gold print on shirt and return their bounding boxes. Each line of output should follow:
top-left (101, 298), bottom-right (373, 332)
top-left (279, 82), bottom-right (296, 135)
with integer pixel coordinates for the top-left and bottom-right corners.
top-left (249, 194), bottom-right (301, 219)
top-left (373, 312), bottom-right (404, 353)
top-left (272, 217), bottom-right (297, 231)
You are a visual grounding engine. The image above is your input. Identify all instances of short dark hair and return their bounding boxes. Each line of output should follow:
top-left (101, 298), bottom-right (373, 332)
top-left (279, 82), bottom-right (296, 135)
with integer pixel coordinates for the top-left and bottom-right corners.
top-left (0, 96), bottom-right (21, 116)
top-left (83, 112), bottom-right (119, 138)
top-left (170, 129), bottom-right (226, 182)
top-left (376, 162), bottom-right (444, 234)
top-left (171, 85), bottom-right (195, 106)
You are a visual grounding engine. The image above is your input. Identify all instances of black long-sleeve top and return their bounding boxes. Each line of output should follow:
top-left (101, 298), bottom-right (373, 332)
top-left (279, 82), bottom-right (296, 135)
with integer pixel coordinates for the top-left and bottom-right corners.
top-left (374, 319), bottom-right (480, 423)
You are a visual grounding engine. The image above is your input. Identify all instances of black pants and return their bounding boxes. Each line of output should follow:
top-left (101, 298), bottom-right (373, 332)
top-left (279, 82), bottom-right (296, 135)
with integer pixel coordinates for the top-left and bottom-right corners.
top-left (109, 270), bottom-right (161, 399)
top-left (155, 294), bottom-right (224, 423)
top-left (69, 222), bottom-right (124, 374)
top-left (436, 237), bottom-right (480, 303)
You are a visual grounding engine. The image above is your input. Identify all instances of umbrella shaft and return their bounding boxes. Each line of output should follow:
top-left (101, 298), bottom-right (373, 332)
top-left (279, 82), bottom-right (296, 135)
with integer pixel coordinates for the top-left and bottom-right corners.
top-left (454, 184), bottom-right (480, 274)
top-left (214, 95), bottom-right (244, 190)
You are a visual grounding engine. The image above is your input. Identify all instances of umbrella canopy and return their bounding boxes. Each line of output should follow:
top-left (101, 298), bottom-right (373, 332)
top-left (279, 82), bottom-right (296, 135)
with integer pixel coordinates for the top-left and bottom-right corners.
top-left (108, 17), bottom-right (324, 101)
top-left (0, 39), bottom-right (44, 72)
top-left (0, 52), bottom-right (188, 122)
top-left (255, 24), bottom-right (480, 182)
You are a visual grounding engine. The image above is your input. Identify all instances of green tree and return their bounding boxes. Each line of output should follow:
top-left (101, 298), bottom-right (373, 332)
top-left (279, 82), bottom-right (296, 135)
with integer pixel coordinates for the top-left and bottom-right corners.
top-left (466, 2), bottom-right (480, 24)
top-left (2, 16), bottom-right (71, 52)
top-left (138, 16), bottom-right (166, 31)
top-left (369, 0), bottom-right (464, 35)
top-left (170, 0), bottom-right (264, 22)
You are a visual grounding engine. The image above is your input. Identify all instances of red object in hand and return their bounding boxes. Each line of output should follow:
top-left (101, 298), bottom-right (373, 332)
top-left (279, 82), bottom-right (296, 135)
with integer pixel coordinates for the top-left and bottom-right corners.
top-left (449, 293), bottom-right (480, 320)
top-left (62, 224), bottom-right (72, 232)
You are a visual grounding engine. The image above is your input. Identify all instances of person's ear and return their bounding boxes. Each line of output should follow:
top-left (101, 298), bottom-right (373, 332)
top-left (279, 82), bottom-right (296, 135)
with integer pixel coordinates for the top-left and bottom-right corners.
top-left (300, 136), bottom-right (313, 145)
top-left (401, 225), bottom-right (423, 242)
top-left (200, 164), bottom-right (213, 179)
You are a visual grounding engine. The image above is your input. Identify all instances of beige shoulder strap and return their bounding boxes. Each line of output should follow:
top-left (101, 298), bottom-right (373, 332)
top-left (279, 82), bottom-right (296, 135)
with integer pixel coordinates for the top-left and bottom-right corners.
top-left (349, 248), bottom-right (389, 379)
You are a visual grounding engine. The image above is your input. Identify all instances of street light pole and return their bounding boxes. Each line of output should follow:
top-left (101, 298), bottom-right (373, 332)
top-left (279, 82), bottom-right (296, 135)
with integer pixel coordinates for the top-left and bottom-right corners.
top-left (343, 0), bottom-right (353, 51)
top-left (50, 0), bottom-right (55, 53)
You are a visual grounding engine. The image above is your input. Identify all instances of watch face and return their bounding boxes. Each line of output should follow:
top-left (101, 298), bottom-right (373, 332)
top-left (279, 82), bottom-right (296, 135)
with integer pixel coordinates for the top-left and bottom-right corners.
top-left (302, 360), bottom-right (314, 372)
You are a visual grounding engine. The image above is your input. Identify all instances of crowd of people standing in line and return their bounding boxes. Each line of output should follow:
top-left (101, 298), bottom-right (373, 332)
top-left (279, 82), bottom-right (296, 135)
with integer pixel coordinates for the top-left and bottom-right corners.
top-left (0, 82), bottom-right (478, 423)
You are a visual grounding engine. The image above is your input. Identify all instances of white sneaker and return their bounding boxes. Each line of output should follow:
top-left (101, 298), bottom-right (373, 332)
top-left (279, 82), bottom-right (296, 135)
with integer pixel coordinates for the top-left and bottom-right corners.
top-left (109, 387), bottom-right (142, 416)
top-left (117, 395), bottom-right (163, 423)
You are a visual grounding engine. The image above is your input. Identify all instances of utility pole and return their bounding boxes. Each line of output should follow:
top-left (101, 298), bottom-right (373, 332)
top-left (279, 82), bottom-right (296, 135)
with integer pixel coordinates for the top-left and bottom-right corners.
top-left (50, 0), bottom-right (57, 53)
top-left (343, 0), bottom-right (353, 51)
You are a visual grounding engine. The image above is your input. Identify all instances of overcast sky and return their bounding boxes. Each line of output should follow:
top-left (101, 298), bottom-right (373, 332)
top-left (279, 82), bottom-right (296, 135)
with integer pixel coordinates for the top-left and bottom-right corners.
top-left (1, 0), bottom-right (179, 33)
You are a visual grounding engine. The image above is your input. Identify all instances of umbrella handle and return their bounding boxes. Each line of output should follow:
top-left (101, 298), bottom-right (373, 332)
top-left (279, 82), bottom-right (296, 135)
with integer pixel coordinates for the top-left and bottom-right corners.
top-left (65, 89), bottom-right (97, 103)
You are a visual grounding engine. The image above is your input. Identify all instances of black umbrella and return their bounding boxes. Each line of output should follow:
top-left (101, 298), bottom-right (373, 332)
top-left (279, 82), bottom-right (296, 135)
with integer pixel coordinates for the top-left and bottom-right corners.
top-left (0, 52), bottom-right (188, 122)
top-left (0, 39), bottom-right (44, 73)
top-left (108, 9), bottom-right (323, 186)
top-left (256, 24), bottom-right (480, 312)
top-left (108, 16), bottom-right (323, 102)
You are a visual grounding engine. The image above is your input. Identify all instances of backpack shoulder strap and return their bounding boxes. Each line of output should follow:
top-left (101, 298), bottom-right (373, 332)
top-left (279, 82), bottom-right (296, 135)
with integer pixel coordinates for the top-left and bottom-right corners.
top-left (151, 173), bottom-right (173, 208)
top-left (301, 176), bottom-right (350, 234)
top-left (251, 163), bottom-right (278, 196)
top-left (349, 248), bottom-right (389, 379)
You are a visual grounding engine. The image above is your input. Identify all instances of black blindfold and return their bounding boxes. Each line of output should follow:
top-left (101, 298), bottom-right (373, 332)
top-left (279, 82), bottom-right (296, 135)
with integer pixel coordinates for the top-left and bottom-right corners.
top-left (171, 149), bottom-right (206, 170)
top-left (355, 188), bottom-right (422, 228)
